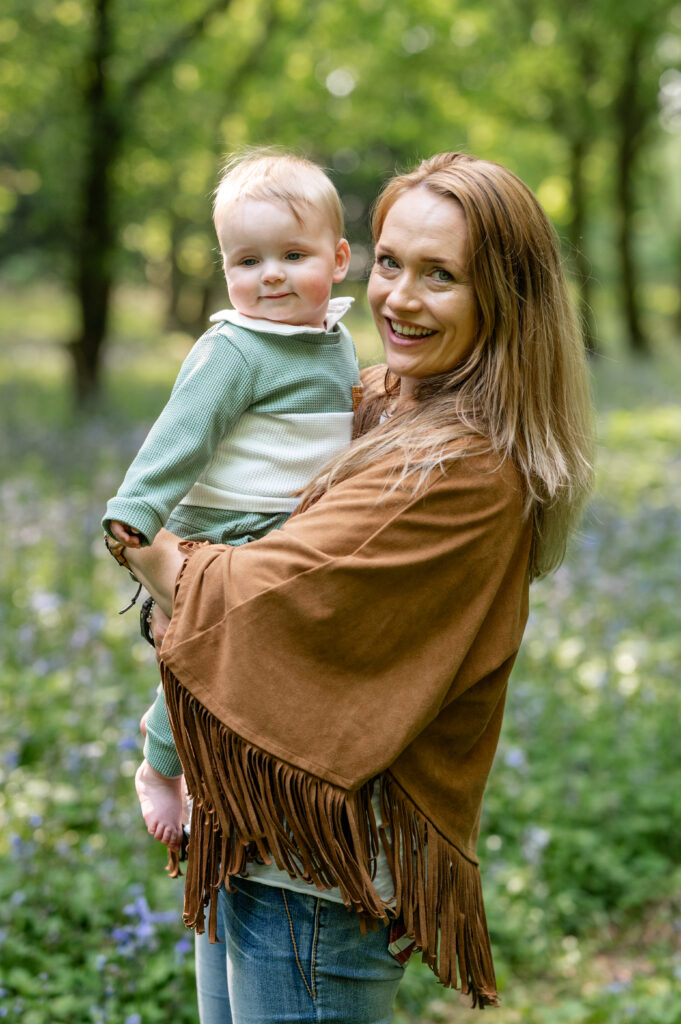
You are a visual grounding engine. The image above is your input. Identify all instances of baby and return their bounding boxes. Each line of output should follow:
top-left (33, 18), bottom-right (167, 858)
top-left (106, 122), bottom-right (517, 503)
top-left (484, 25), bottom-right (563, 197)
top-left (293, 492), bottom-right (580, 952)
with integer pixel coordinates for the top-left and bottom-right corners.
top-left (103, 150), bottom-right (360, 850)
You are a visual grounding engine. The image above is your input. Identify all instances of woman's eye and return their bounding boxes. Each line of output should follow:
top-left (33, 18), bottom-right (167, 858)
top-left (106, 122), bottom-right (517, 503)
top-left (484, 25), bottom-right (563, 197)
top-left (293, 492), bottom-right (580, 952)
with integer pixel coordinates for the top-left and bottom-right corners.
top-left (377, 255), bottom-right (399, 270)
top-left (431, 267), bottom-right (454, 283)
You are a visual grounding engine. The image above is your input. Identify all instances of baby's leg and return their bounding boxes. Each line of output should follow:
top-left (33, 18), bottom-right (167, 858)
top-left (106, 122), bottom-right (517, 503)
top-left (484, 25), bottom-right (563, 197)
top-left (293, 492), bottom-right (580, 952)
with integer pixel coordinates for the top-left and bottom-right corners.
top-left (135, 759), bottom-right (184, 850)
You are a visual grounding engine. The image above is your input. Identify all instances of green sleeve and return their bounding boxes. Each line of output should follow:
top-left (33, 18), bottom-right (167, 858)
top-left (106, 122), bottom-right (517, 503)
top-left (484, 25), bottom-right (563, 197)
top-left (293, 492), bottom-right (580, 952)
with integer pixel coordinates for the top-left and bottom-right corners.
top-left (103, 328), bottom-right (253, 545)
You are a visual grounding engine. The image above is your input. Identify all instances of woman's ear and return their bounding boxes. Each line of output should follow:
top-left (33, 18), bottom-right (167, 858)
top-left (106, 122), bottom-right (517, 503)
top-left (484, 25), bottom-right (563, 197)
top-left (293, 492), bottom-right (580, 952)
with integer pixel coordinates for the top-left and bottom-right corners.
top-left (333, 239), bottom-right (351, 282)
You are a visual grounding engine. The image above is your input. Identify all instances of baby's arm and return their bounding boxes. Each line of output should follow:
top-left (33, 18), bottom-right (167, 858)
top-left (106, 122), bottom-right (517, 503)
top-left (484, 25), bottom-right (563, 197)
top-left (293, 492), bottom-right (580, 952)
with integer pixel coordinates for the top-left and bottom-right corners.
top-left (103, 331), bottom-right (253, 546)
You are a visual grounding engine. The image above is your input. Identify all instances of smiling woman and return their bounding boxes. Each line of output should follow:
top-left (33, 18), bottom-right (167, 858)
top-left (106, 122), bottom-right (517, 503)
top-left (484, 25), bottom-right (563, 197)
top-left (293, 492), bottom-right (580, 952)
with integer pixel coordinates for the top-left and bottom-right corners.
top-left (367, 189), bottom-right (477, 392)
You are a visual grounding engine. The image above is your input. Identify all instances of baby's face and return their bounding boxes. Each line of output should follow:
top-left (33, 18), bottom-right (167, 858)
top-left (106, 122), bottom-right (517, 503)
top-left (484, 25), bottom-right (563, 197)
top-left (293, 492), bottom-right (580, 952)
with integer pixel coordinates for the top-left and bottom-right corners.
top-left (218, 198), bottom-right (350, 328)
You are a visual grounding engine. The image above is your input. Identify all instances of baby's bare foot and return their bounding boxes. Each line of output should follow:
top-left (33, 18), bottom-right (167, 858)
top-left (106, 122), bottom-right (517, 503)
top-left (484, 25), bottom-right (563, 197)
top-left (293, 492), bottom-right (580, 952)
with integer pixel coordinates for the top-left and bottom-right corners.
top-left (135, 759), bottom-right (183, 850)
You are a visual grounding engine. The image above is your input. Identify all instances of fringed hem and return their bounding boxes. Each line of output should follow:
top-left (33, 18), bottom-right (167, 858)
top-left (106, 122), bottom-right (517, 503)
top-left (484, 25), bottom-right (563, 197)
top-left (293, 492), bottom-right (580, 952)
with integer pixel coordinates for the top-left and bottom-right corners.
top-left (162, 670), bottom-right (498, 1008)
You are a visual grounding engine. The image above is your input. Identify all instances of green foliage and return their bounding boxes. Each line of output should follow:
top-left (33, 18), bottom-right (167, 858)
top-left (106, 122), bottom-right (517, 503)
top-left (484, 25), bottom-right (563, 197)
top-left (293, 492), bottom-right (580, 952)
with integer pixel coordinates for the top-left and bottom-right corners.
top-left (1, 301), bottom-right (681, 1020)
top-left (2, 0), bottom-right (681, 353)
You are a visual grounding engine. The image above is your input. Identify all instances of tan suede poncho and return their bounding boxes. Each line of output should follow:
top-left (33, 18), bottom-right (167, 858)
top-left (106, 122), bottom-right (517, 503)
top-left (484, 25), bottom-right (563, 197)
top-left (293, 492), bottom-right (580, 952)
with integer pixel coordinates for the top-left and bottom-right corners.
top-left (159, 371), bottom-right (532, 1008)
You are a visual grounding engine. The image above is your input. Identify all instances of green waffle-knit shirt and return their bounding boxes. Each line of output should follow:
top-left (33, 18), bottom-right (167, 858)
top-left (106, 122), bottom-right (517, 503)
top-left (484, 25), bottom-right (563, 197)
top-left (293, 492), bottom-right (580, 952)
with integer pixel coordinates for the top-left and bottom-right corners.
top-left (104, 301), bottom-right (360, 777)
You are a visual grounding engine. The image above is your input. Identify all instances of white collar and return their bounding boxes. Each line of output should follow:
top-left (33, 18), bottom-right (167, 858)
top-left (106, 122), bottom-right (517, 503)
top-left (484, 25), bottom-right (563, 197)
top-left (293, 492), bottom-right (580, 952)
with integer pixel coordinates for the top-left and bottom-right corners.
top-left (209, 296), bottom-right (354, 335)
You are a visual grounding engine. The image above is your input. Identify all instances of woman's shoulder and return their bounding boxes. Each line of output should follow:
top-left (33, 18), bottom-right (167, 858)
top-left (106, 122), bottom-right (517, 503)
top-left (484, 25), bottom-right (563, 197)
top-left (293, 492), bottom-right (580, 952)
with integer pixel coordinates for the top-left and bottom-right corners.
top-left (354, 364), bottom-right (390, 438)
top-left (359, 362), bottom-right (389, 397)
top-left (435, 439), bottom-right (525, 501)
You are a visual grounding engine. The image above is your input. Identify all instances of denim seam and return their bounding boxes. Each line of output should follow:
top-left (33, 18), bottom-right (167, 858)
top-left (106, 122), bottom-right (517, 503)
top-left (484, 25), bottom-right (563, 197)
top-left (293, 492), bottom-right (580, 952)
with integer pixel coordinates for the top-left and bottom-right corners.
top-left (281, 889), bottom-right (315, 1001)
top-left (310, 896), bottom-right (320, 1000)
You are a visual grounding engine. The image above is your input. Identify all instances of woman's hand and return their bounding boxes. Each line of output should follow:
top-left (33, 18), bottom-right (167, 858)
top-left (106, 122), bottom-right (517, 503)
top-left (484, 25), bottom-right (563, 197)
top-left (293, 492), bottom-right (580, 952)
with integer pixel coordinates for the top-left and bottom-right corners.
top-left (138, 603), bottom-right (171, 740)
top-left (150, 602), bottom-right (171, 661)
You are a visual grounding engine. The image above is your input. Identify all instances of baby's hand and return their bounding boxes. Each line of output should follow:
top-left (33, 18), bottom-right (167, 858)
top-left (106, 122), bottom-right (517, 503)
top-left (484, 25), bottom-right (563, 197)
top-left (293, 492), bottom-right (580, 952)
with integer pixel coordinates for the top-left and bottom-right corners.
top-left (110, 520), bottom-right (144, 548)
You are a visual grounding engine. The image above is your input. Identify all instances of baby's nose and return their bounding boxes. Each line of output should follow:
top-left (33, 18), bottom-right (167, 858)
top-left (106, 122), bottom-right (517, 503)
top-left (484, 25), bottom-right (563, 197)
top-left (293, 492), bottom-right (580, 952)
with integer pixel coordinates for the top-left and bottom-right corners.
top-left (261, 260), bottom-right (286, 283)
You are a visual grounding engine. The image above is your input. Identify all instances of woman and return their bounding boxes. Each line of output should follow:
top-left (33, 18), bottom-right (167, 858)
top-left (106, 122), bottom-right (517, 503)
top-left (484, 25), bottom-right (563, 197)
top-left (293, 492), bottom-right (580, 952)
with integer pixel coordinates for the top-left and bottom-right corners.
top-left (119, 152), bottom-right (593, 1022)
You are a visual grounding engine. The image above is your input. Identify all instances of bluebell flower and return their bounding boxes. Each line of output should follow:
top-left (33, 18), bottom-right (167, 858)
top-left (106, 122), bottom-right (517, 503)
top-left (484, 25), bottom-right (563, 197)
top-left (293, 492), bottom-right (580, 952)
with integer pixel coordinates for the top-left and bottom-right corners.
top-left (175, 936), bottom-right (192, 960)
top-left (151, 909), bottom-right (177, 924)
top-left (112, 926), bottom-right (132, 948)
top-left (504, 747), bottom-right (527, 770)
top-left (603, 980), bottom-right (630, 995)
top-left (30, 591), bottom-right (62, 614)
top-left (117, 736), bottom-right (139, 752)
top-left (134, 921), bottom-right (155, 943)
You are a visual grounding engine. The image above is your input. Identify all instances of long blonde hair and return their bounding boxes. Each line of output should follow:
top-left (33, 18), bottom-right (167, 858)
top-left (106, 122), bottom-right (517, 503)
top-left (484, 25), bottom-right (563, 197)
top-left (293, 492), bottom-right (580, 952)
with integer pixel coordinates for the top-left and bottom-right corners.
top-left (301, 153), bottom-right (594, 579)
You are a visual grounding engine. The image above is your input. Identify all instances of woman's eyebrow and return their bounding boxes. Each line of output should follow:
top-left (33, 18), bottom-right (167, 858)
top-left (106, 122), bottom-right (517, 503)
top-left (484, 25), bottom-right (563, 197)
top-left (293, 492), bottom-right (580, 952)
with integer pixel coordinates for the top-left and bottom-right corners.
top-left (421, 254), bottom-right (461, 266)
top-left (423, 255), bottom-right (470, 277)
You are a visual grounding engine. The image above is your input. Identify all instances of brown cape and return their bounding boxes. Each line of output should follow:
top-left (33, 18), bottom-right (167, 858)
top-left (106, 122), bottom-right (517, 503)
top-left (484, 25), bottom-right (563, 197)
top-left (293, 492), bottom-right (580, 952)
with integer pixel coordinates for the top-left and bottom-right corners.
top-left (159, 367), bottom-right (532, 1008)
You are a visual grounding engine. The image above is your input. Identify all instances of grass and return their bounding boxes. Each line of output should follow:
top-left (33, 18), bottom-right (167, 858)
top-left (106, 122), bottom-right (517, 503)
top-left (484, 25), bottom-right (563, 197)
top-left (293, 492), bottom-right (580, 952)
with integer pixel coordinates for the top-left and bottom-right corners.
top-left (1, 282), bottom-right (680, 1022)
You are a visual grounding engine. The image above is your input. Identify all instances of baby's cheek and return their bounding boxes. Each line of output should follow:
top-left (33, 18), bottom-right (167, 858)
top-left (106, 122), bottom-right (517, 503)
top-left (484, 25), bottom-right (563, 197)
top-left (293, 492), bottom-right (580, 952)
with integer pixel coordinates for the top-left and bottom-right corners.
top-left (305, 269), bottom-right (334, 304)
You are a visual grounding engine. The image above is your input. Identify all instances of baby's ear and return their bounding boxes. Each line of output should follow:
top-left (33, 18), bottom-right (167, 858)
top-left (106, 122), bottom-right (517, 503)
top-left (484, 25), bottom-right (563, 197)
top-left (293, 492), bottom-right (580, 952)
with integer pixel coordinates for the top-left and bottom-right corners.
top-left (333, 238), bottom-right (351, 282)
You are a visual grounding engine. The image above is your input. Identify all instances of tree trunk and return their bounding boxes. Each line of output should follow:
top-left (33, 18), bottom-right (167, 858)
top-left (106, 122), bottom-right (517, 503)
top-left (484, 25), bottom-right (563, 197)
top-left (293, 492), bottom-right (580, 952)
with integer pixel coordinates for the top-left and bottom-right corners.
top-left (567, 135), bottom-right (597, 355)
top-left (614, 28), bottom-right (649, 355)
top-left (70, 0), bottom-right (119, 404)
top-left (69, 0), bottom-right (239, 406)
top-left (165, 212), bottom-right (186, 331)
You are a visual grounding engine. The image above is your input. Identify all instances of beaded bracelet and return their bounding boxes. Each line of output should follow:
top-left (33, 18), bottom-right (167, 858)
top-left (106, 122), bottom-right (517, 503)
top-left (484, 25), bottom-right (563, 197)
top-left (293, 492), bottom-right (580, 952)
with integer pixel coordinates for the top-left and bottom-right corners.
top-left (104, 535), bottom-right (143, 613)
top-left (139, 595), bottom-right (156, 648)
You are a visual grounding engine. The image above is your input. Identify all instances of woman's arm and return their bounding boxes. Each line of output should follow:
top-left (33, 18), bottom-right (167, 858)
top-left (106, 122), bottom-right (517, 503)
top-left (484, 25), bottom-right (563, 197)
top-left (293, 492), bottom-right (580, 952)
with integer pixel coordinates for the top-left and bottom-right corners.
top-left (123, 528), bottom-right (186, 616)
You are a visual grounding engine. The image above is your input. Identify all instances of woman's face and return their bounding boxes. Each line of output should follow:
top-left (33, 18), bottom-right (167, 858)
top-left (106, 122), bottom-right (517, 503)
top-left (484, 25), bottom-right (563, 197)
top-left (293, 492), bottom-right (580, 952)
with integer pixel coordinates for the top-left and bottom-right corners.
top-left (367, 187), bottom-right (478, 396)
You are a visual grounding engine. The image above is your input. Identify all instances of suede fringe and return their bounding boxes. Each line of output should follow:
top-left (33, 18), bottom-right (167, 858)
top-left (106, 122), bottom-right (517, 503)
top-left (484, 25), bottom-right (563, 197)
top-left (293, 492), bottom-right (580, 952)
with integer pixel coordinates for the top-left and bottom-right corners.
top-left (162, 670), bottom-right (498, 1008)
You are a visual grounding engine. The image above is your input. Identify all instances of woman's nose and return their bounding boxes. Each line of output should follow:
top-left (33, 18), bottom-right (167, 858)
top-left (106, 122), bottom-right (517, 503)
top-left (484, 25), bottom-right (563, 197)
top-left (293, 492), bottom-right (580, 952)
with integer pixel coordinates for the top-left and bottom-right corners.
top-left (388, 273), bottom-right (421, 312)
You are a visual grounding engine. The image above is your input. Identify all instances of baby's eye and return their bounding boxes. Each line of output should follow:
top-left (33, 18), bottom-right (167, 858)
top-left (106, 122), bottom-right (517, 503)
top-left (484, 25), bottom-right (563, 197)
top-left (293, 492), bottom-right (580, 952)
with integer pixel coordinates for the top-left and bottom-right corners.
top-left (241, 257), bottom-right (259, 267)
top-left (376, 254), bottom-right (399, 270)
top-left (285, 252), bottom-right (304, 261)
top-left (431, 267), bottom-right (454, 283)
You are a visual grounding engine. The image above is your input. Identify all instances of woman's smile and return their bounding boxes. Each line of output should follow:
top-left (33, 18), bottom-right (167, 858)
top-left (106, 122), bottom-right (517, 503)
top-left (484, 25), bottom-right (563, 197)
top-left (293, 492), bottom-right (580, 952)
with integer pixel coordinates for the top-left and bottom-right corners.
top-left (387, 319), bottom-right (437, 340)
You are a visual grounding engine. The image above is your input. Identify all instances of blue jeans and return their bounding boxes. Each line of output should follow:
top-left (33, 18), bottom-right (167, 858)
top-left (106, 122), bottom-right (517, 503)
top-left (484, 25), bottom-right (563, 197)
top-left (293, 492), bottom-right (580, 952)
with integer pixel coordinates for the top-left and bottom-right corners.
top-left (195, 878), bottom-right (404, 1024)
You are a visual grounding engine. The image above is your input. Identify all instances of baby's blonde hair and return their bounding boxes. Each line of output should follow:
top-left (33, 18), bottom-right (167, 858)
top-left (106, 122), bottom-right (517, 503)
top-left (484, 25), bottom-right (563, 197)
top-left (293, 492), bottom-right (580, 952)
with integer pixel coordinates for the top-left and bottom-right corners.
top-left (213, 148), bottom-right (344, 248)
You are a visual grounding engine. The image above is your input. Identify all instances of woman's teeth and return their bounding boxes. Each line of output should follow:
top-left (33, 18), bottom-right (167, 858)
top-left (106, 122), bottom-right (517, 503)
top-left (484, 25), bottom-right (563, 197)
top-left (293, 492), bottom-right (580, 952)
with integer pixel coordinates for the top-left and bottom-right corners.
top-left (390, 320), bottom-right (435, 338)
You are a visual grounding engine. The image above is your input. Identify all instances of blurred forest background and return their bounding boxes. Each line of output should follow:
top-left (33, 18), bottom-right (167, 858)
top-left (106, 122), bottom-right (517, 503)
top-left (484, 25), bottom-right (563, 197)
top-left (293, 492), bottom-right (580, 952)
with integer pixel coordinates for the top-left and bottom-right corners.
top-left (1, 0), bottom-right (680, 1021)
